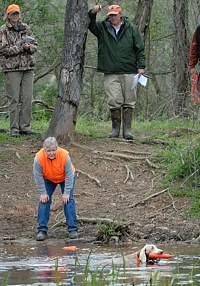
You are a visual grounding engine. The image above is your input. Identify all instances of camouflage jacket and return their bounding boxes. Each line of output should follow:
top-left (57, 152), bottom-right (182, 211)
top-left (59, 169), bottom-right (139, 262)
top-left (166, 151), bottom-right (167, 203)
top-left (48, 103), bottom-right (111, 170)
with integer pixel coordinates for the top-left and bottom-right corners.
top-left (0, 20), bottom-right (37, 72)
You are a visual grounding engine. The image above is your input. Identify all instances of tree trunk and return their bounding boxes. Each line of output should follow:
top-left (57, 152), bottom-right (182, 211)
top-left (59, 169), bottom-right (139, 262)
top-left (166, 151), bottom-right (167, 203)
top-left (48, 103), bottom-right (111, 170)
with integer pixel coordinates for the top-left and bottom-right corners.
top-left (45, 0), bottom-right (89, 142)
top-left (134, 0), bottom-right (154, 40)
top-left (133, 0), bottom-right (154, 119)
top-left (173, 0), bottom-right (190, 116)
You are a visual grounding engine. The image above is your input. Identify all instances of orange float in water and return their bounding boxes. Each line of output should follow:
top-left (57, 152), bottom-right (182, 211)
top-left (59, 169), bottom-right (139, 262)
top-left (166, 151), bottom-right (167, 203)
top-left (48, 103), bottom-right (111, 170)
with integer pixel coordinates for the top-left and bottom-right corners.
top-left (149, 253), bottom-right (173, 259)
top-left (62, 246), bottom-right (77, 251)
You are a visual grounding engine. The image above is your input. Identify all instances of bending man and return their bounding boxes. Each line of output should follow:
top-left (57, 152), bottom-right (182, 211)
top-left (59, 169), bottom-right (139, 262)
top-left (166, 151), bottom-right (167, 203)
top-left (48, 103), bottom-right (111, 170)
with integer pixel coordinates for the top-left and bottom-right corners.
top-left (33, 137), bottom-right (78, 241)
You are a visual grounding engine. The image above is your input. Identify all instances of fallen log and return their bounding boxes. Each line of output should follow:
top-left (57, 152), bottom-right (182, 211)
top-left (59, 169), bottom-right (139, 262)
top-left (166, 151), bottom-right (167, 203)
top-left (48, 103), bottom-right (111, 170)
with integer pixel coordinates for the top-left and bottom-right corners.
top-left (50, 216), bottom-right (124, 230)
top-left (77, 216), bottom-right (119, 224)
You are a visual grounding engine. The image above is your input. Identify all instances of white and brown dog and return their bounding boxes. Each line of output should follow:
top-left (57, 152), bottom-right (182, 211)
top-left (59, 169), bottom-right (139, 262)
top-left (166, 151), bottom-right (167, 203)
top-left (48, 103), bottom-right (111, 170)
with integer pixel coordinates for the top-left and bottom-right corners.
top-left (96, 244), bottom-right (163, 266)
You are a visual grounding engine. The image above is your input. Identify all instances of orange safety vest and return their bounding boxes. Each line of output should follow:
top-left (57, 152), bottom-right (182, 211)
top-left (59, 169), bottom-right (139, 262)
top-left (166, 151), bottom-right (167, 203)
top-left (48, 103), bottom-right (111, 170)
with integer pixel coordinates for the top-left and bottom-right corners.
top-left (36, 147), bottom-right (75, 183)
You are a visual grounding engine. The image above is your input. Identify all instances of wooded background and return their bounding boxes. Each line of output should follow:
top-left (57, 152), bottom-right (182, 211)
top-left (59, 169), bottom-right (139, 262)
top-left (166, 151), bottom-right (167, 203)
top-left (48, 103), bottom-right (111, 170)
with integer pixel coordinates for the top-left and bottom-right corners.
top-left (0, 0), bottom-right (200, 139)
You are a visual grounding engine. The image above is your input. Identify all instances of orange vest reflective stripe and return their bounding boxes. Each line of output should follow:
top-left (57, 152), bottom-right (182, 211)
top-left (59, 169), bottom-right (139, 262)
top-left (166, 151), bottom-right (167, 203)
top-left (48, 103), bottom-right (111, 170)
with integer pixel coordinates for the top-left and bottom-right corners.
top-left (36, 147), bottom-right (75, 183)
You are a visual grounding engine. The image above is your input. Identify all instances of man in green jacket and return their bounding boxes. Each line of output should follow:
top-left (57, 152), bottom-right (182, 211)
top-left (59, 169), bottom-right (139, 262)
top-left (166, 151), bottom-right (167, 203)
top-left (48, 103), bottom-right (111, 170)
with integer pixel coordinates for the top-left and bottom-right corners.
top-left (88, 4), bottom-right (146, 140)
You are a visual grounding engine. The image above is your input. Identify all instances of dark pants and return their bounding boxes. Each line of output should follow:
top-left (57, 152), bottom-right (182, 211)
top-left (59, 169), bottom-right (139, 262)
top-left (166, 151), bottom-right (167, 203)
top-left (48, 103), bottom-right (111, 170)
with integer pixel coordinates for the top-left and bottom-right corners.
top-left (37, 176), bottom-right (78, 232)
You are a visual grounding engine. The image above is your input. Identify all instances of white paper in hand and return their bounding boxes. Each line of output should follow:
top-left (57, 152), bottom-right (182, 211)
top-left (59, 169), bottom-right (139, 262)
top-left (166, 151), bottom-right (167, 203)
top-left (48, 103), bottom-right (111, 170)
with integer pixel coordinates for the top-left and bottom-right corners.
top-left (16, 36), bottom-right (35, 46)
top-left (131, 74), bottom-right (139, 90)
top-left (131, 74), bottom-right (148, 90)
top-left (138, 75), bottom-right (148, 86)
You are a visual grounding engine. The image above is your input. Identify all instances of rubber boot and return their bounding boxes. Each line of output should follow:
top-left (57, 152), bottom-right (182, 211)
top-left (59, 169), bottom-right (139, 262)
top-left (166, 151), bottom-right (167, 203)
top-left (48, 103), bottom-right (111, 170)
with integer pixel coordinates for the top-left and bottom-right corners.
top-left (123, 107), bottom-right (133, 140)
top-left (109, 109), bottom-right (121, 138)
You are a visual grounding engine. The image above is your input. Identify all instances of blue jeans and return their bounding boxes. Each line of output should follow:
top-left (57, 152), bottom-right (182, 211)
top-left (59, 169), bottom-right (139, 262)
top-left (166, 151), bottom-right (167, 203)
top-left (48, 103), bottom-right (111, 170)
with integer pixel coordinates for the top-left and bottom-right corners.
top-left (37, 175), bottom-right (78, 233)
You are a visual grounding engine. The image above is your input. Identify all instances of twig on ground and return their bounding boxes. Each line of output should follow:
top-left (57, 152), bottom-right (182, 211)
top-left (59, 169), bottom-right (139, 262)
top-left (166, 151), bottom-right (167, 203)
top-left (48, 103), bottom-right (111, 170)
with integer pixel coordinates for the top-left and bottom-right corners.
top-left (96, 156), bottom-right (134, 184)
top-left (75, 190), bottom-right (95, 197)
top-left (128, 188), bottom-right (169, 208)
top-left (124, 164), bottom-right (134, 183)
top-left (147, 202), bottom-right (178, 219)
top-left (55, 211), bottom-right (63, 221)
top-left (180, 169), bottom-right (199, 187)
top-left (124, 230), bottom-right (135, 241)
top-left (49, 218), bottom-right (64, 230)
top-left (15, 152), bottom-right (22, 160)
top-left (76, 169), bottom-right (101, 187)
top-left (148, 177), bottom-right (156, 194)
top-left (117, 149), bottom-right (152, 156)
top-left (167, 190), bottom-right (178, 212)
top-left (145, 158), bottom-right (159, 169)
top-left (97, 151), bottom-right (148, 160)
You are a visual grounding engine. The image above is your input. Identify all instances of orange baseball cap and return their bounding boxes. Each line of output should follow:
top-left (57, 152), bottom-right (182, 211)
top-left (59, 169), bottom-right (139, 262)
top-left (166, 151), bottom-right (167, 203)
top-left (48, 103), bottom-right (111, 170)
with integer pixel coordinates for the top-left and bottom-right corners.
top-left (107, 5), bottom-right (122, 15)
top-left (7, 4), bottom-right (20, 15)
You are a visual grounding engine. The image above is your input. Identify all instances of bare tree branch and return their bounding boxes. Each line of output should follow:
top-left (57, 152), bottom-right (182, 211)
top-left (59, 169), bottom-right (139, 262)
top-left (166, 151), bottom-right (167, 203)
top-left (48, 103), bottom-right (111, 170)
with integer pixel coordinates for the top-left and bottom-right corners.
top-left (34, 58), bottom-right (60, 83)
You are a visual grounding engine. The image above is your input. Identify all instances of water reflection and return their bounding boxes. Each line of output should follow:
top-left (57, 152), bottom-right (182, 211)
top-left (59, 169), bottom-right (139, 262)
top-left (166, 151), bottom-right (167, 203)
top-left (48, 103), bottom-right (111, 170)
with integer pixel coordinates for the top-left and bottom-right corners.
top-left (0, 244), bottom-right (77, 285)
top-left (0, 243), bottom-right (200, 285)
top-left (35, 245), bottom-right (75, 285)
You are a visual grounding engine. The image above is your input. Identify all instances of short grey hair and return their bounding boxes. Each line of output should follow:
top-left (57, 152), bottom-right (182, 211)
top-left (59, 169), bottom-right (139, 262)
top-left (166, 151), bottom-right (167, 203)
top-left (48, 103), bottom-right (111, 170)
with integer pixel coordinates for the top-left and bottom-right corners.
top-left (43, 137), bottom-right (58, 150)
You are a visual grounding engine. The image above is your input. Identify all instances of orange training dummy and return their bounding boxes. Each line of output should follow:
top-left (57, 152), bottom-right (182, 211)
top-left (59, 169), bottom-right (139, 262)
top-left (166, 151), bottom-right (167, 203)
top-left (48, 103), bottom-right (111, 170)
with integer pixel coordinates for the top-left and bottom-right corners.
top-left (62, 246), bottom-right (77, 251)
top-left (149, 253), bottom-right (173, 259)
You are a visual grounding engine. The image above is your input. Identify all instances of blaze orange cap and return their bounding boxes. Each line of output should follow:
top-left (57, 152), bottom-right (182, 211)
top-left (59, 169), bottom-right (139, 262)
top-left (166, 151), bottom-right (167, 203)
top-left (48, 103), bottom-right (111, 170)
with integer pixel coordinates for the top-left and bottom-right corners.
top-left (107, 5), bottom-right (122, 15)
top-left (7, 4), bottom-right (20, 15)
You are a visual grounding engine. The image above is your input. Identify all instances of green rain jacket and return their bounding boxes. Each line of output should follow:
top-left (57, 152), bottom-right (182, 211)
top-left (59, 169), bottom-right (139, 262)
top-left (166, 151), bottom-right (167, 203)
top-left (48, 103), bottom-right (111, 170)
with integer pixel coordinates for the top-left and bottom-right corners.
top-left (88, 10), bottom-right (146, 74)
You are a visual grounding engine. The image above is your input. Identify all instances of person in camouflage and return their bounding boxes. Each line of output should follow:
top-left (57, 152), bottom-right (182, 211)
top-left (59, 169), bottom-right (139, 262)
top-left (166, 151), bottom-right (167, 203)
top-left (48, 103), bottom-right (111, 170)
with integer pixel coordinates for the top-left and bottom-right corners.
top-left (0, 4), bottom-right (37, 137)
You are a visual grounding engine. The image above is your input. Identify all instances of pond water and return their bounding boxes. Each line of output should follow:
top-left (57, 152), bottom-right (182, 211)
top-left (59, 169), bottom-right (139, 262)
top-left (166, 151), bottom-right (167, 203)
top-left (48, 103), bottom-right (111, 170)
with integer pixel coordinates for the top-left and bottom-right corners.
top-left (0, 242), bottom-right (200, 285)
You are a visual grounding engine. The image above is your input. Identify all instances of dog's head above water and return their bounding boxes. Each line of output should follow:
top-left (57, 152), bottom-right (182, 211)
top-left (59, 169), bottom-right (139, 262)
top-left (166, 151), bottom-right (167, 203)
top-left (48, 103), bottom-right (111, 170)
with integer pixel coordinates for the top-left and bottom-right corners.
top-left (136, 244), bottom-right (163, 263)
